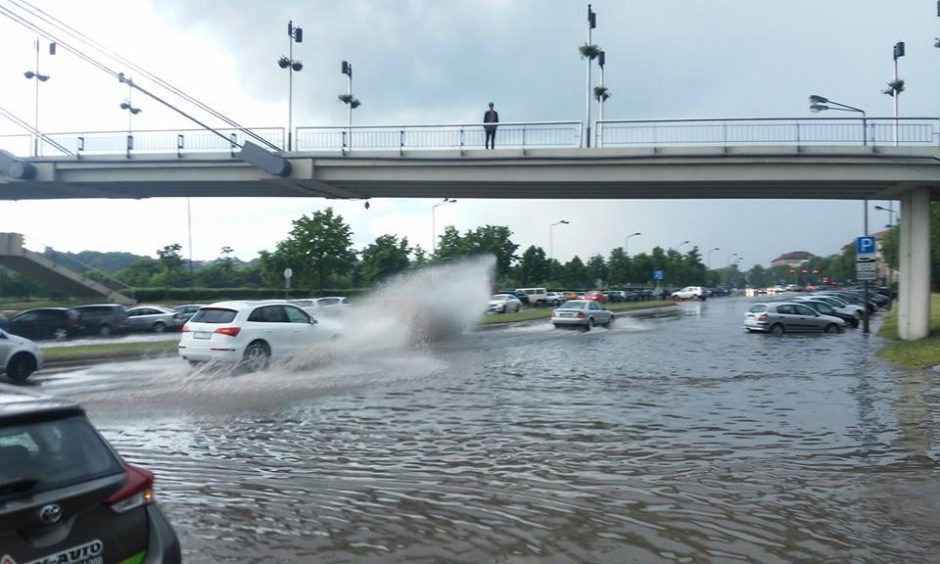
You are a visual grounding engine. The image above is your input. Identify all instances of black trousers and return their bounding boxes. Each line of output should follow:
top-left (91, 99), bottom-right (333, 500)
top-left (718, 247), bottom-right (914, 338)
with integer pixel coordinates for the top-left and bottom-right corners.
top-left (485, 129), bottom-right (496, 149)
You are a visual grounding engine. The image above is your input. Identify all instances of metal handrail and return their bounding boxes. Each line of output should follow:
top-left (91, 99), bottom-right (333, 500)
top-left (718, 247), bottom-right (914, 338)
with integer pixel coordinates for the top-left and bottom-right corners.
top-left (298, 120), bottom-right (581, 130)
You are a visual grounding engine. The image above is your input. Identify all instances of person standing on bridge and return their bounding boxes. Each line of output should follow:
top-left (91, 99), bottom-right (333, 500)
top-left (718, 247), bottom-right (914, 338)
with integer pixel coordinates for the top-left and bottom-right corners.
top-left (483, 102), bottom-right (499, 149)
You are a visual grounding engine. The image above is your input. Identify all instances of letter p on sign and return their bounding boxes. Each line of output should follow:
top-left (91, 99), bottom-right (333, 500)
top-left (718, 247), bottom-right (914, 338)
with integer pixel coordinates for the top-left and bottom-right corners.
top-left (856, 236), bottom-right (876, 257)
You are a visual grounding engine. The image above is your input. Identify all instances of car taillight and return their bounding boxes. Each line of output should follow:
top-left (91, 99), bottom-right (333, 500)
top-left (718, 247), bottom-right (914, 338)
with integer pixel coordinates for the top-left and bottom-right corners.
top-left (215, 326), bottom-right (241, 337)
top-left (758, 313), bottom-right (769, 321)
top-left (106, 464), bottom-right (155, 513)
top-left (577, 312), bottom-right (585, 319)
top-left (181, 324), bottom-right (191, 333)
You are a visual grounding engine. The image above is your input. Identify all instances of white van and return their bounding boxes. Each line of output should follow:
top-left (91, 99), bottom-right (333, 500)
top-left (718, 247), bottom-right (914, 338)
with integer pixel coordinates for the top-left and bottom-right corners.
top-left (516, 288), bottom-right (548, 306)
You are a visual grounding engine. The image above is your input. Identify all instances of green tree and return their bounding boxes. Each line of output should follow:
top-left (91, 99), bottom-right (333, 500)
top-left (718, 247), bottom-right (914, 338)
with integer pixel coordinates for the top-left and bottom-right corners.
top-left (586, 254), bottom-right (607, 286)
top-left (434, 224), bottom-right (519, 278)
top-left (155, 243), bottom-right (186, 287)
top-left (265, 208), bottom-right (356, 291)
top-left (516, 245), bottom-right (551, 285)
top-left (360, 235), bottom-right (412, 284)
top-left (563, 256), bottom-right (589, 288)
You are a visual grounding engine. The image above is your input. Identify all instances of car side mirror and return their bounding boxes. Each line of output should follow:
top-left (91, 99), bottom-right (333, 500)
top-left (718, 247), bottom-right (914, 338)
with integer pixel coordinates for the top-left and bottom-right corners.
top-left (310, 317), bottom-right (318, 324)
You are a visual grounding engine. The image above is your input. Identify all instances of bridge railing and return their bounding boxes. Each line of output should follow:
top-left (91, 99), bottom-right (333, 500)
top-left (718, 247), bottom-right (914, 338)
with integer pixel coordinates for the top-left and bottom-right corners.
top-left (295, 121), bottom-right (583, 153)
top-left (595, 117), bottom-right (940, 148)
top-left (0, 128), bottom-right (285, 158)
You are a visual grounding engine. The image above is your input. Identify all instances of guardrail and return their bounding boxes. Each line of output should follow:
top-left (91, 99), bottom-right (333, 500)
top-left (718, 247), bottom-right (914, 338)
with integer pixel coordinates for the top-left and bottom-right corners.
top-left (295, 121), bottom-right (583, 153)
top-left (0, 127), bottom-right (285, 158)
top-left (3, 118), bottom-right (940, 159)
top-left (594, 117), bottom-right (940, 148)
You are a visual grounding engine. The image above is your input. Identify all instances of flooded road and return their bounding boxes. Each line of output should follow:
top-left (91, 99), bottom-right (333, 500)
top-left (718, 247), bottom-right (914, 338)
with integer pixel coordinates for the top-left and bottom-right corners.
top-left (25, 297), bottom-right (940, 562)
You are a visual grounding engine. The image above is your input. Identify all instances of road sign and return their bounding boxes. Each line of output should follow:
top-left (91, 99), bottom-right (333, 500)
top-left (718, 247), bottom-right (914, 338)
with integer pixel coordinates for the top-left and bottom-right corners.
top-left (653, 270), bottom-right (664, 280)
top-left (283, 267), bottom-right (293, 279)
top-left (856, 261), bottom-right (878, 281)
top-left (855, 236), bottom-right (877, 258)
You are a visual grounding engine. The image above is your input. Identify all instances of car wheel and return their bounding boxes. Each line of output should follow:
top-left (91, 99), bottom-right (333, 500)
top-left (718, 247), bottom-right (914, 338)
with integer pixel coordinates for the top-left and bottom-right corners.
top-left (515, 303), bottom-right (521, 312)
top-left (6, 353), bottom-right (36, 384)
top-left (242, 341), bottom-right (271, 372)
top-left (53, 328), bottom-right (68, 341)
top-left (553, 323), bottom-right (560, 329)
top-left (606, 316), bottom-right (614, 327)
top-left (98, 324), bottom-right (113, 337)
top-left (153, 321), bottom-right (167, 333)
top-left (770, 323), bottom-right (785, 336)
top-left (825, 324), bottom-right (841, 334)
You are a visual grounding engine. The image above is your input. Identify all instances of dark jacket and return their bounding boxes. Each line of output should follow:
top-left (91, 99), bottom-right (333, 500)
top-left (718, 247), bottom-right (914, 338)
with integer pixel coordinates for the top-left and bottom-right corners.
top-left (484, 110), bottom-right (499, 131)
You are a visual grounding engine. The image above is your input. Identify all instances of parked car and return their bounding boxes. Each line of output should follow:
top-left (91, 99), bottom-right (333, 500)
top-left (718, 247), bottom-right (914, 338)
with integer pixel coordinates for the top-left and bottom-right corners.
top-left (290, 297), bottom-right (350, 317)
top-left (6, 308), bottom-right (79, 341)
top-left (583, 290), bottom-right (608, 303)
top-left (795, 299), bottom-right (860, 328)
top-left (0, 328), bottom-right (43, 383)
top-left (603, 291), bottom-right (624, 303)
top-left (551, 300), bottom-right (614, 331)
top-left (172, 303), bottom-right (206, 323)
top-left (125, 305), bottom-right (185, 333)
top-left (0, 385), bottom-right (181, 562)
top-left (672, 286), bottom-right (706, 300)
top-left (71, 304), bottom-right (129, 337)
top-left (806, 295), bottom-right (865, 319)
top-left (514, 288), bottom-right (549, 306)
top-left (0, 313), bottom-right (7, 331)
top-left (488, 294), bottom-right (522, 313)
top-left (744, 302), bottom-right (845, 335)
top-left (544, 292), bottom-right (565, 306)
top-left (178, 301), bottom-right (341, 371)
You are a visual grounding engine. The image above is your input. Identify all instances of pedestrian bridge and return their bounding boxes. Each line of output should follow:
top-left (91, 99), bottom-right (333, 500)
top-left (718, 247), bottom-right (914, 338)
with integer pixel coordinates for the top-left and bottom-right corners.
top-left (0, 117), bottom-right (936, 341)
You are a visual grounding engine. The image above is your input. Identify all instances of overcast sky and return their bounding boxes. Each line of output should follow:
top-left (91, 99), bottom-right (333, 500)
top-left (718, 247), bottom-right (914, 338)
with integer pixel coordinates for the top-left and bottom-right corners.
top-left (0, 0), bottom-right (935, 268)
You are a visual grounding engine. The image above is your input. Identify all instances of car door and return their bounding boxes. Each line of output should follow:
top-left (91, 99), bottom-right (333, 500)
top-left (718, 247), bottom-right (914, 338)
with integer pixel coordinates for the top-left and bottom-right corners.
top-left (246, 305), bottom-right (292, 359)
top-left (774, 304), bottom-right (801, 331)
top-left (285, 305), bottom-right (319, 351)
top-left (9, 311), bottom-right (38, 339)
top-left (793, 304), bottom-right (823, 331)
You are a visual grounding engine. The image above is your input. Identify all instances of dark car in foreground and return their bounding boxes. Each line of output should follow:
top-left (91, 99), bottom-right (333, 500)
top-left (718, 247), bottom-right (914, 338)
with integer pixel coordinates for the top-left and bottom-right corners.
top-left (0, 385), bottom-right (181, 562)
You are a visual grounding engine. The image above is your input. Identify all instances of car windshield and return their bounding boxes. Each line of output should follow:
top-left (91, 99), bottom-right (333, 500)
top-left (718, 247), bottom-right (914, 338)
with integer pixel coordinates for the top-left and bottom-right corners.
top-left (0, 415), bottom-right (123, 501)
top-left (190, 308), bottom-right (238, 323)
top-left (560, 301), bottom-right (586, 309)
top-left (748, 304), bottom-right (767, 313)
top-left (492, 295), bottom-right (510, 301)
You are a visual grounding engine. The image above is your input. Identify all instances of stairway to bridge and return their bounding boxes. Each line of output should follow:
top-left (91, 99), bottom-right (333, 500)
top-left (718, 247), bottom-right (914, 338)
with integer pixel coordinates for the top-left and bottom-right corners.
top-left (0, 233), bottom-right (135, 305)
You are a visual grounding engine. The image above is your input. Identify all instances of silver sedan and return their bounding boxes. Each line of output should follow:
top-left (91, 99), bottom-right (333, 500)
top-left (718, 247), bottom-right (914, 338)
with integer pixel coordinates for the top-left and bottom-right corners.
top-left (551, 300), bottom-right (613, 331)
top-left (744, 302), bottom-right (845, 335)
top-left (125, 305), bottom-right (185, 333)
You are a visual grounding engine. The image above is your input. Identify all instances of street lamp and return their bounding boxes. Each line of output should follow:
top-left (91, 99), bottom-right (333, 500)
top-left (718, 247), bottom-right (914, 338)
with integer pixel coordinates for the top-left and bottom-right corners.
top-left (339, 61), bottom-right (361, 150)
top-left (624, 232), bottom-right (641, 256)
top-left (707, 247), bottom-right (720, 269)
top-left (727, 252), bottom-right (738, 267)
top-left (549, 220), bottom-right (570, 260)
top-left (674, 240), bottom-right (690, 252)
top-left (23, 39), bottom-right (55, 156)
top-left (874, 204), bottom-right (899, 227)
top-left (808, 94), bottom-right (868, 145)
top-left (278, 20), bottom-right (304, 151)
top-left (431, 198), bottom-right (457, 254)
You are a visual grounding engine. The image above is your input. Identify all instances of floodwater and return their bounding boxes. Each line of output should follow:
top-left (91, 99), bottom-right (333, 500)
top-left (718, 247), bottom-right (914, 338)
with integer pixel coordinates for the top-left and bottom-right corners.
top-left (23, 294), bottom-right (940, 563)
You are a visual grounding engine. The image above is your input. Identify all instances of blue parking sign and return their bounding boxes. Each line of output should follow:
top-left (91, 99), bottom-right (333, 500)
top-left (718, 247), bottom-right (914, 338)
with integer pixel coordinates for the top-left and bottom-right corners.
top-left (653, 270), bottom-right (664, 280)
top-left (856, 236), bottom-right (876, 257)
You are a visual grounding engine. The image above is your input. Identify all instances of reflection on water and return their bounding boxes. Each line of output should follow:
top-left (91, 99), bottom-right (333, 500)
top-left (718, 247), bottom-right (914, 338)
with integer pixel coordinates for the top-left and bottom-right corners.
top-left (38, 297), bottom-right (940, 562)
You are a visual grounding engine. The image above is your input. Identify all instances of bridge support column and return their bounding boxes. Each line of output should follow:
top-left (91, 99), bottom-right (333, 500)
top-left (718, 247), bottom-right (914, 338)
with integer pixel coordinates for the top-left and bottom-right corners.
top-left (898, 187), bottom-right (931, 341)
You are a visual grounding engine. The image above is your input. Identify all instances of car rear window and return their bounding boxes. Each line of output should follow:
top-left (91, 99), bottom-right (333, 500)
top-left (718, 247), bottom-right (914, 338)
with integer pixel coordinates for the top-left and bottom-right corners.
top-left (190, 308), bottom-right (237, 323)
top-left (0, 415), bottom-right (123, 501)
top-left (749, 304), bottom-right (768, 313)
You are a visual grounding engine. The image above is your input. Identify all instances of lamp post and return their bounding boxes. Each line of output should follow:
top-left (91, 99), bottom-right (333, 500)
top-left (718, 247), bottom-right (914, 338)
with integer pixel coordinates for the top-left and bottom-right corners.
top-left (550, 220), bottom-right (570, 260)
top-left (809, 95), bottom-right (867, 145)
top-left (278, 20), bottom-right (304, 151)
top-left (674, 240), bottom-right (690, 253)
top-left (886, 41), bottom-right (905, 146)
top-left (624, 232), bottom-right (641, 256)
top-left (431, 198), bottom-right (457, 254)
top-left (339, 61), bottom-right (360, 149)
top-left (23, 39), bottom-right (55, 156)
top-left (707, 247), bottom-right (720, 269)
top-left (727, 252), bottom-right (738, 267)
top-left (583, 4), bottom-right (596, 148)
top-left (874, 204), bottom-right (899, 228)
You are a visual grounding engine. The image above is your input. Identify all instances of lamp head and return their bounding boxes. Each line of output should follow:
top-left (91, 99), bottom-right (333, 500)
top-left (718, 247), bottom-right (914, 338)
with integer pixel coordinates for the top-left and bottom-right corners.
top-left (809, 104), bottom-right (828, 113)
top-left (291, 61), bottom-right (303, 71)
top-left (278, 56), bottom-right (291, 69)
top-left (23, 70), bottom-right (35, 79)
top-left (808, 94), bottom-right (829, 104)
top-left (561, 220), bottom-right (569, 224)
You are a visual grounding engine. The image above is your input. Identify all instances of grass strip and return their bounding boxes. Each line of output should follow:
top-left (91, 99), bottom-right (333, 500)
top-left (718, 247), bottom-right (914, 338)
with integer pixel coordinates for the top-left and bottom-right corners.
top-left (479, 300), bottom-right (675, 325)
top-left (878, 293), bottom-right (940, 368)
top-left (42, 339), bottom-right (178, 361)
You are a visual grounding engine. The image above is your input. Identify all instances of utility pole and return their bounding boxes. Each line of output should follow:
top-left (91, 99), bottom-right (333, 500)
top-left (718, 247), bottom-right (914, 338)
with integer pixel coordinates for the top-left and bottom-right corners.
top-left (24, 39), bottom-right (55, 156)
top-left (891, 41), bottom-right (905, 146)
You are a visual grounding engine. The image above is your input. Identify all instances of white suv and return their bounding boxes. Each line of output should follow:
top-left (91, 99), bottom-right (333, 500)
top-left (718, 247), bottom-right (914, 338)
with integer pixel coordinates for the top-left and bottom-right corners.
top-left (1, 328), bottom-right (43, 384)
top-left (178, 301), bottom-right (340, 371)
top-left (671, 286), bottom-right (706, 300)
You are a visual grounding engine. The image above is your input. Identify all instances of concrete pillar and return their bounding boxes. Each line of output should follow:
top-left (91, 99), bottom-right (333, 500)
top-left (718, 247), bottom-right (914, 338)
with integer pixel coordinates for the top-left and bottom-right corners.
top-left (898, 187), bottom-right (931, 340)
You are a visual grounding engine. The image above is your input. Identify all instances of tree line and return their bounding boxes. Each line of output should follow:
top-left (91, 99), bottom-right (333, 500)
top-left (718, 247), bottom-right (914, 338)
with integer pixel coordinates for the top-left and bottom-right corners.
top-left (3, 204), bottom-right (938, 300)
